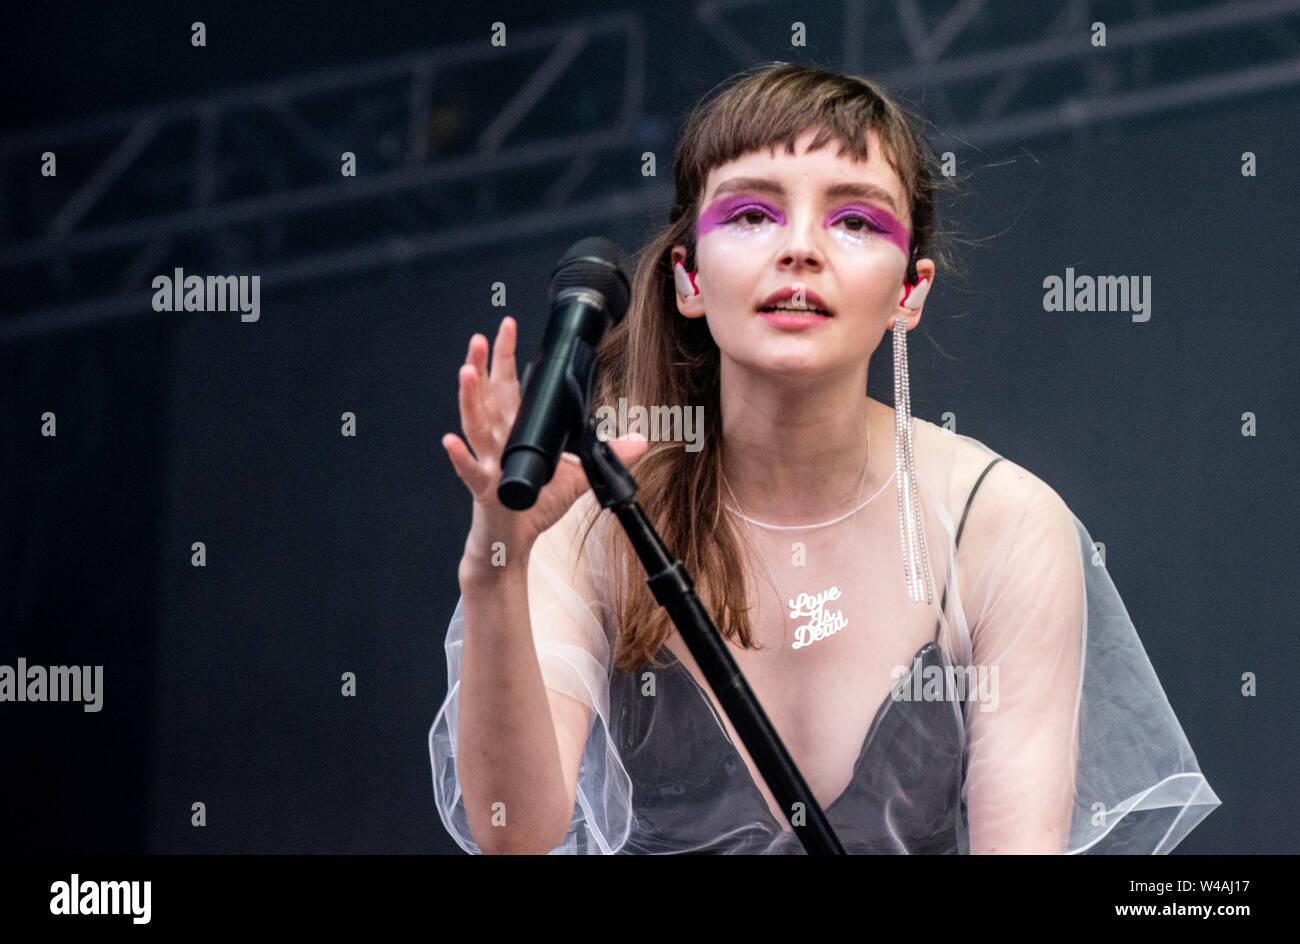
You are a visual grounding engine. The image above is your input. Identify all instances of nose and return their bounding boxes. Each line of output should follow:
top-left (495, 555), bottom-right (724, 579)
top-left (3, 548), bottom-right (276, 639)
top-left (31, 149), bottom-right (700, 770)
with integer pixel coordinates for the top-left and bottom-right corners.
top-left (777, 210), bottom-right (825, 272)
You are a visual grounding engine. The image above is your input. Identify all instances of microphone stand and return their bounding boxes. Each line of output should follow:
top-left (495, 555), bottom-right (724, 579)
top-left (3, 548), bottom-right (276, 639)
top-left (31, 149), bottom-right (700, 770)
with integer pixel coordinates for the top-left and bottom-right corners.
top-left (571, 417), bottom-right (846, 855)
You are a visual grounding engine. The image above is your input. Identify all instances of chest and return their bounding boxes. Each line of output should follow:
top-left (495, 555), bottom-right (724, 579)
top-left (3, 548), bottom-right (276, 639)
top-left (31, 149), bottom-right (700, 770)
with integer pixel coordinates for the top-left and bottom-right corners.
top-left (655, 569), bottom-right (941, 828)
top-left (601, 436), bottom-right (996, 845)
top-left (610, 625), bottom-right (966, 850)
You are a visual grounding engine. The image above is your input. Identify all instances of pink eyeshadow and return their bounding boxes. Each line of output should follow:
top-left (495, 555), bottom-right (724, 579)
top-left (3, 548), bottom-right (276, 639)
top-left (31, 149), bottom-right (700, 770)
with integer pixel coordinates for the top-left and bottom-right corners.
top-left (827, 203), bottom-right (910, 258)
top-left (696, 196), bottom-right (785, 239)
top-left (696, 195), bottom-right (911, 260)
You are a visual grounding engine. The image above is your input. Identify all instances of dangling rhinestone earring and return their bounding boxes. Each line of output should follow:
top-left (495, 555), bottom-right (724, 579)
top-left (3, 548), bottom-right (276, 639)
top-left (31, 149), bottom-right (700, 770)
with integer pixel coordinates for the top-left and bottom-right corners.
top-left (895, 277), bottom-right (934, 605)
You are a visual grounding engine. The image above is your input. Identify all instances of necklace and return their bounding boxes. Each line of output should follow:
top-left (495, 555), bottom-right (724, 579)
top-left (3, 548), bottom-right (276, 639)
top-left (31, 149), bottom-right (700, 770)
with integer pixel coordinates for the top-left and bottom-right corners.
top-left (722, 421), bottom-right (880, 651)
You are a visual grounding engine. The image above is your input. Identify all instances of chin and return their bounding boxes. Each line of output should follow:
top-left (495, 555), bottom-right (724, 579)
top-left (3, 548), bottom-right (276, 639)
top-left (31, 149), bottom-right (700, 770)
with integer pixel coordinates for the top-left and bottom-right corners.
top-left (746, 351), bottom-right (835, 376)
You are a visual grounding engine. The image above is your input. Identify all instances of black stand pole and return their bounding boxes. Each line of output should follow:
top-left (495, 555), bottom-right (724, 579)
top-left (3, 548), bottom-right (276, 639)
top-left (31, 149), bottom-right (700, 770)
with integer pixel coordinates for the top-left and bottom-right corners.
top-left (571, 418), bottom-right (846, 855)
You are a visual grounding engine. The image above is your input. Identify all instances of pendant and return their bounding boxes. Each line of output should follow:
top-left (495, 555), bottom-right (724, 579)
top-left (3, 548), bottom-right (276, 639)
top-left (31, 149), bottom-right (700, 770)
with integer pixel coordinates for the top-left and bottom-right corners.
top-left (788, 586), bottom-right (848, 650)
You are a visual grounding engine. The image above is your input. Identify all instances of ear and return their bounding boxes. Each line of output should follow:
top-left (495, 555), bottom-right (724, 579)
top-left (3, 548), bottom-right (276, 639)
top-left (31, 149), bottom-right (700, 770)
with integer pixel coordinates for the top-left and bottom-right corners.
top-left (670, 245), bottom-right (707, 319)
top-left (896, 257), bottom-right (935, 330)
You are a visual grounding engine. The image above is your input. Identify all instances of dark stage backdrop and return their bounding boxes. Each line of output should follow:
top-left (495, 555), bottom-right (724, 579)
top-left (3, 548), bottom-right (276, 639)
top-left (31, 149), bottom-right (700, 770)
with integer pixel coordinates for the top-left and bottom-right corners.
top-left (2, 2), bottom-right (1295, 854)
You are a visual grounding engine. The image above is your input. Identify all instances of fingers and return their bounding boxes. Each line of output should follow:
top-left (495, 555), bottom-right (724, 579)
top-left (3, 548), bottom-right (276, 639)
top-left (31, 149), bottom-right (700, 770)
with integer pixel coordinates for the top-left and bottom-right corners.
top-left (471, 320), bottom-right (523, 425)
top-left (450, 319), bottom-right (527, 502)
top-left (487, 317), bottom-right (521, 425)
top-left (549, 450), bottom-right (594, 509)
top-left (457, 357), bottom-right (493, 463)
top-left (466, 333), bottom-right (503, 428)
top-left (490, 317), bottom-right (518, 385)
top-left (442, 432), bottom-right (492, 498)
top-left (606, 435), bottom-right (649, 465)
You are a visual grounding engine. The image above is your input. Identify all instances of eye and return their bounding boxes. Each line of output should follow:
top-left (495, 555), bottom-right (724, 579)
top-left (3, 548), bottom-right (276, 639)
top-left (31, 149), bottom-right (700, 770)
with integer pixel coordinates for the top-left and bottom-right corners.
top-left (835, 213), bottom-right (885, 234)
top-left (723, 205), bottom-right (775, 226)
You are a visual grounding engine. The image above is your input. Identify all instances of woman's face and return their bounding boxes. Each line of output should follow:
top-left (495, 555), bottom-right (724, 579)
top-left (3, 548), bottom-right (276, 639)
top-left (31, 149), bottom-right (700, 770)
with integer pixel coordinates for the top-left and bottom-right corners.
top-left (672, 127), bottom-right (932, 378)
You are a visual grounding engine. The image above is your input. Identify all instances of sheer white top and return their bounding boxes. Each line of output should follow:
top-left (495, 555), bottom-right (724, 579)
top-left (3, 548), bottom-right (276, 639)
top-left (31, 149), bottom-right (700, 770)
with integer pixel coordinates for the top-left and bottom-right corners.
top-left (429, 415), bottom-right (1221, 854)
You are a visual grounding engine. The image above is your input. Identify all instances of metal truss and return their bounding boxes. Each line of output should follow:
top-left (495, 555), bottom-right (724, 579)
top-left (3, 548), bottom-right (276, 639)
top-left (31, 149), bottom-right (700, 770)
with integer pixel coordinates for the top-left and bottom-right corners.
top-left (3, 1), bottom-right (1299, 338)
top-left (698, 0), bottom-right (1300, 146)
top-left (0, 12), bottom-right (661, 338)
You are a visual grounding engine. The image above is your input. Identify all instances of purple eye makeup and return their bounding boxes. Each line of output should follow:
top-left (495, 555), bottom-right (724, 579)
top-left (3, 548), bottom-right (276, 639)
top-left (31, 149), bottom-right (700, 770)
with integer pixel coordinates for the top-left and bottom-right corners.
top-left (696, 193), bottom-right (910, 259)
top-left (824, 203), bottom-right (909, 258)
top-left (697, 196), bottom-right (786, 238)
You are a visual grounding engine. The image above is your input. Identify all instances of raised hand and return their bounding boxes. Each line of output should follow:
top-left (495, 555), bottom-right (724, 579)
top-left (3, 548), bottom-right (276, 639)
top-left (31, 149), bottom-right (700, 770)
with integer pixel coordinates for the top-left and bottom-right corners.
top-left (443, 316), bottom-right (647, 573)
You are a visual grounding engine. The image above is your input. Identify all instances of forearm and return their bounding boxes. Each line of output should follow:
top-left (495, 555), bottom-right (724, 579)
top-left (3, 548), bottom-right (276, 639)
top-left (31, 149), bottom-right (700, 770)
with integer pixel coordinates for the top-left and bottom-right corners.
top-left (456, 552), bottom-right (573, 854)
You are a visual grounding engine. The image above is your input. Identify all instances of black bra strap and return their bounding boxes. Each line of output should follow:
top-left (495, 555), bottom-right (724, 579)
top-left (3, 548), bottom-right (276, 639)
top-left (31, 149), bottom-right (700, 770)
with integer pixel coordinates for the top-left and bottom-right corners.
top-left (932, 456), bottom-right (1004, 644)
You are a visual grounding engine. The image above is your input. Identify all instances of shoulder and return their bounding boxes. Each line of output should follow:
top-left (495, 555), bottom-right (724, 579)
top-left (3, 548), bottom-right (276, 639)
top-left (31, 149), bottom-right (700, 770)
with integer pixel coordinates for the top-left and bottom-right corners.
top-left (920, 418), bottom-right (1073, 553)
top-left (916, 426), bottom-right (1085, 633)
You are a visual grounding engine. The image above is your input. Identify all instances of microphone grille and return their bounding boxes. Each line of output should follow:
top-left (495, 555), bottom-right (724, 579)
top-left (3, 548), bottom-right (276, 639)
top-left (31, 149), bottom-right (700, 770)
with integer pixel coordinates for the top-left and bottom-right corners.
top-left (549, 237), bottom-right (631, 323)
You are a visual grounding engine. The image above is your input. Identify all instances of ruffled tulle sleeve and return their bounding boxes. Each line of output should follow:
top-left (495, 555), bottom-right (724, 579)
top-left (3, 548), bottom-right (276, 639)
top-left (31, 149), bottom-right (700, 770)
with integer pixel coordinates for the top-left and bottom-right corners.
top-left (958, 463), bottom-right (1221, 853)
top-left (427, 492), bottom-right (633, 854)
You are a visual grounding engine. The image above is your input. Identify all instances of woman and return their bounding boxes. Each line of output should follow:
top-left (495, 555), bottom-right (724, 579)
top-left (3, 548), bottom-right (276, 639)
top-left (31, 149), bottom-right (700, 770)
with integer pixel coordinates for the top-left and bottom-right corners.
top-left (429, 62), bottom-right (1221, 854)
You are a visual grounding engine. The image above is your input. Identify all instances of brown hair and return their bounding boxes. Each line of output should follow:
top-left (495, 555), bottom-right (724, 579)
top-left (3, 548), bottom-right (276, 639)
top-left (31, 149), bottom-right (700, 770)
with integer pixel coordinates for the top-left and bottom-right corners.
top-left (581, 61), bottom-right (962, 673)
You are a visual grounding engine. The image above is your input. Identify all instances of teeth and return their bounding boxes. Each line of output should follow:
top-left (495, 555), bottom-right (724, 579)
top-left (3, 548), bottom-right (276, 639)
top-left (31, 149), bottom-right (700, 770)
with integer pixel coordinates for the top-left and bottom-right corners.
top-left (763, 303), bottom-right (828, 314)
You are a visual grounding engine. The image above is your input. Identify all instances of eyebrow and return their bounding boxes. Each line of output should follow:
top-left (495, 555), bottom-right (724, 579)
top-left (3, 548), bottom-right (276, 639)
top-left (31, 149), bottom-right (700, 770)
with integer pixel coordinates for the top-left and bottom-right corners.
top-left (708, 176), bottom-right (901, 216)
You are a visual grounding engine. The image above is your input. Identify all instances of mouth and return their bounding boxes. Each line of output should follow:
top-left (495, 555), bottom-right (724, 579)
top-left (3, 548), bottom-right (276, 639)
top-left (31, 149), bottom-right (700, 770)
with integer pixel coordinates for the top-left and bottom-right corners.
top-left (757, 305), bottom-right (832, 317)
top-left (758, 308), bottom-right (833, 328)
top-left (757, 287), bottom-right (834, 318)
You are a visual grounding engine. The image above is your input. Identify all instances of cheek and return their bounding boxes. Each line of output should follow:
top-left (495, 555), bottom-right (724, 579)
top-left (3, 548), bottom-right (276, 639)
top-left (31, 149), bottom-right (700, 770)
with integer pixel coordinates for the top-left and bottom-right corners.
top-left (825, 231), bottom-right (909, 273)
top-left (837, 251), bottom-right (905, 298)
top-left (701, 227), bottom-right (783, 258)
top-left (697, 230), bottom-right (906, 311)
top-left (703, 225), bottom-right (906, 273)
top-left (697, 233), bottom-right (775, 293)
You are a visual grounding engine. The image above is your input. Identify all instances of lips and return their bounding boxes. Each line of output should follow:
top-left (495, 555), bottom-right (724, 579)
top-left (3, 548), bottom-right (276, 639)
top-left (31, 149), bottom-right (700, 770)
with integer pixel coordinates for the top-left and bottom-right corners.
top-left (757, 286), bottom-right (833, 317)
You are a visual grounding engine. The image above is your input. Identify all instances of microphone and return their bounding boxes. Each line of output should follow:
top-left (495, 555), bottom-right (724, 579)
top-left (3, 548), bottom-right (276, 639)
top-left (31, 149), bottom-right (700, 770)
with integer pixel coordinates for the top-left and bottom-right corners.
top-left (496, 237), bottom-right (630, 511)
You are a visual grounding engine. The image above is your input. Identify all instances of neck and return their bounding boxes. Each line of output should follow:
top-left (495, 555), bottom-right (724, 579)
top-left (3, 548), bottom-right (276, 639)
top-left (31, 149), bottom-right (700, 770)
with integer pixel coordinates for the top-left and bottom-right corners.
top-left (718, 359), bottom-right (894, 527)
